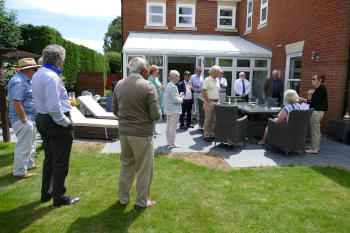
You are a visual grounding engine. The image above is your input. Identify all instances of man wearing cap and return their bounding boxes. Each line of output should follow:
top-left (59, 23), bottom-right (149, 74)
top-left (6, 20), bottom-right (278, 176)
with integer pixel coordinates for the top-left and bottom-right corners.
top-left (189, 67), bottom-right (203, 119)
top-left (177, 71), bottom-right (194, 129)
top-left (7, 58), bottom-right (41, 178)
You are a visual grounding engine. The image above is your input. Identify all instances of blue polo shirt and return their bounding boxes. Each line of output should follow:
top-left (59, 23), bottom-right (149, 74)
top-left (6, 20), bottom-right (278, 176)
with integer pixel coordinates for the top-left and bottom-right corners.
top-left (189, 74), bottom-right (203, 92)
top-left (7, 72), bottom-right (37, 124)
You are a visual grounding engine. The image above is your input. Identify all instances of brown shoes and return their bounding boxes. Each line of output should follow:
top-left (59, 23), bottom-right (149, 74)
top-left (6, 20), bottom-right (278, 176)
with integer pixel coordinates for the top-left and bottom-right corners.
top-left (28, 165), bottom-right (42, 170)
top-left (14, 173), bottom-right (36, 178)
top-left (134, 200), bottom-right (157, 210)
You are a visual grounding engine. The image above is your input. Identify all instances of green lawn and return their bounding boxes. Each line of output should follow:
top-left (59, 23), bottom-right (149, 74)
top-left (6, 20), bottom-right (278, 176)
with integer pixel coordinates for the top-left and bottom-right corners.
top-left (0, 142), bottom-right (349, 233)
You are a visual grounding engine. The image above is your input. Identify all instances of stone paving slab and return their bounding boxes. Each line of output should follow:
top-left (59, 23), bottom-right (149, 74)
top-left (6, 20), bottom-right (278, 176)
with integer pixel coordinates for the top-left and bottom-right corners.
top-left (101, 120), bottom-right (350, 170)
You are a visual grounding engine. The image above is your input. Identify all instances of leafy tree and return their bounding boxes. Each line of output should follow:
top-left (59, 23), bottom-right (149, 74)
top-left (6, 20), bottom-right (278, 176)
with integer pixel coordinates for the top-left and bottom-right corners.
top-left (105, 51), bottom-right (121, 74)
top-left (103, 16), bottom-right (122, 53)
top-left (0, 0), bottom-right (22, 48)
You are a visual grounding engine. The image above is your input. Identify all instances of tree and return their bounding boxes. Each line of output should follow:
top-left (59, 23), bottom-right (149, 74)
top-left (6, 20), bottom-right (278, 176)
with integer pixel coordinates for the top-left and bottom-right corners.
top-left (0, 0), bottom-right (22, 48)
top-left (103, 16), bottom-right (122, 53)
top-left (105, 51), bottom-right (121, 74)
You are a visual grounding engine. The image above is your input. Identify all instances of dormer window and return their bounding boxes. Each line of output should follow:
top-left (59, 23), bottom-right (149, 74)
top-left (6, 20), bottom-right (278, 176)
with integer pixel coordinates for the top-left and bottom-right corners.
top-left (217, 5), bottom-right (236, 29)
top-left (146, 2), bottom-right (166, 27)
top-left (176, 4), bottom-right (196, 28)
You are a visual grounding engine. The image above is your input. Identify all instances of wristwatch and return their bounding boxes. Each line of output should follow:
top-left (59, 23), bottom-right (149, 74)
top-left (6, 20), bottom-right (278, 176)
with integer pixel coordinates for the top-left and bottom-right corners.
top-left (21, 118), bottom-right (28, 124)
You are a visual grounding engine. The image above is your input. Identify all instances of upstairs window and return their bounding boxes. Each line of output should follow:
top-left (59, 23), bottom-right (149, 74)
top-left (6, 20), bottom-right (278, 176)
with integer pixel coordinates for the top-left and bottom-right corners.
top-left (246, 0), bottom-right (253, 31)
top-left (176, 4), bottom-right (196, 28)
top-left (146, 2), bottom-right (166, 27)
top-left (217, 5), bottom-right (236, 29)
top-left (259, 0), bottom-right (268, 25)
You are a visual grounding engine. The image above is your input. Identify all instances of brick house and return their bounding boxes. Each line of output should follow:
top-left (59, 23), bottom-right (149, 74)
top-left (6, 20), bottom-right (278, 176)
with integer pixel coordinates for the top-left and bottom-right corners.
top-left (122, 0), bottom-right (350, 130)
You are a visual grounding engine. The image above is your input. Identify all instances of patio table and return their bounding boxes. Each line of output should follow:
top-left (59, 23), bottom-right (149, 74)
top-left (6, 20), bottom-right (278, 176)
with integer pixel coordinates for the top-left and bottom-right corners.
top-left (221, 102), bottom-right (281, 138)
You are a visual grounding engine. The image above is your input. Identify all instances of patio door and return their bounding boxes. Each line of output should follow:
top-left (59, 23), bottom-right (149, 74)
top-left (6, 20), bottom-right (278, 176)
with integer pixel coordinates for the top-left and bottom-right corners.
top-left (284, 53), bottom-right (302, 94)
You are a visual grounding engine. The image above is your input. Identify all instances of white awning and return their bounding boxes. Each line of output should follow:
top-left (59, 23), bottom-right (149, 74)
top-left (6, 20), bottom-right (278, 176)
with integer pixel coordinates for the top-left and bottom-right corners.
top-left (123, 32), bottom-right (272, 58)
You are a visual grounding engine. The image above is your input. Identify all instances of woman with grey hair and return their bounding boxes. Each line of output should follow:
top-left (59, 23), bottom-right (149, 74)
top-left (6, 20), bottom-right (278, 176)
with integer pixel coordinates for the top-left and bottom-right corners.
top-left (164, 70), bottom-right (184, 148)
top-left (258, 89), bottom-right (301, 145)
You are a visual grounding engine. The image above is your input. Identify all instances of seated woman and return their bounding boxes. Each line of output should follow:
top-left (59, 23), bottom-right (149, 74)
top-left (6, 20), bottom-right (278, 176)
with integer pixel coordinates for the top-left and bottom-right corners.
top-left (258, 89), bottom-right (301, 145)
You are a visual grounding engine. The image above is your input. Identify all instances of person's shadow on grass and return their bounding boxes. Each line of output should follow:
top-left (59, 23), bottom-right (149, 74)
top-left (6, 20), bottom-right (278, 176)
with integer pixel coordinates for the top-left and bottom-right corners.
top-left (67, 201), bottom-right (144, 233)
top-left (0, 201), bottom-right (53, 233)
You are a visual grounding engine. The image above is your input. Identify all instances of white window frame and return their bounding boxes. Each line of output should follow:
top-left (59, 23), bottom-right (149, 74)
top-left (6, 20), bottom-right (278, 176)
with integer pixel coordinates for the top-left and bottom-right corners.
top-left (146, 2), bottom-right (166, 27)
top-left (217, 5), bottom-right (236, 29)
top-left (176, 3), bottom-right (196, 28)
top-left (246, 0), bottom-right (253, 31)
top-left (259, 0), bottom-right (268, 25)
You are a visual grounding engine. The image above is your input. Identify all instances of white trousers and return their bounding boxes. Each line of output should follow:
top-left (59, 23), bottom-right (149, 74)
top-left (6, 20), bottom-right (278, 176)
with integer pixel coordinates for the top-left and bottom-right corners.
top-left (12, 120), bottom-right (36, 176)
top-left (166, 114), bottom-right (180, 146)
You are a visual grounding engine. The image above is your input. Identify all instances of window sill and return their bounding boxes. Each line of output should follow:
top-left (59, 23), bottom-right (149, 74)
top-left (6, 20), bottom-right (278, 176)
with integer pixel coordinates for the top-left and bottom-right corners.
top-left (174, 26), bottom-right (197, 31)
top-left (144, 25), bottom-right (168, 30)
top-left (215, 28), bottom-right (238, 32)
top-left (257, 21), bottom-right (267, 30)
top-left (244, 29), bottom-right (252, 35)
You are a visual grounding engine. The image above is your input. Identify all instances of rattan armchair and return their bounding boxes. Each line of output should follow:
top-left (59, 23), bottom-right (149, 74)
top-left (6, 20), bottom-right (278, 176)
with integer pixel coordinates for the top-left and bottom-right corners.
top-left (214, 104), bottom-right (248, 149)
top-left (197, 98), bottom-right (205, 129)
top-left (266, 109), bottom-right (313, 155)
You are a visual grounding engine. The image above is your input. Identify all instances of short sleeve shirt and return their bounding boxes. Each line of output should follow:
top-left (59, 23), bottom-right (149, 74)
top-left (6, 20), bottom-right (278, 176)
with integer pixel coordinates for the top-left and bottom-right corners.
top-left (203, 76), bottom-right (220, 100)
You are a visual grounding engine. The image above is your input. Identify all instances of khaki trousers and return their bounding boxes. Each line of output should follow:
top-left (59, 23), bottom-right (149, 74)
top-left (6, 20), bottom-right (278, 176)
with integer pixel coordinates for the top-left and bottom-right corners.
top-left (192, 92), bottom-right (203, 118)
top-left (119, 135), bottom-right (154, 207)
top-left (12, 120), bottom-right (36, 176)
top-left (166, 113), bottom-right (180, 146)
top-left (310, 111), bottom-right (324, 151)
top-left (203, 100), bottom-right (217, 138)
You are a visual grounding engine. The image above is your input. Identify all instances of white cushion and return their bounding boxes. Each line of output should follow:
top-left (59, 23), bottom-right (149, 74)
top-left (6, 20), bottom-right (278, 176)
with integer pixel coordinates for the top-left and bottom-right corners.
top-left (77, 95), bottom-right (117, 119)
top-left (70, 106), bottom-right (118, 128)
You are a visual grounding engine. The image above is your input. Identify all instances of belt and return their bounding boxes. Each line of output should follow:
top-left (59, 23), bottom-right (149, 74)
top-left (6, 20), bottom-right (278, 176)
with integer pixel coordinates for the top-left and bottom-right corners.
top-left (220, 91), bottom-right (226, 93)
top-left (194, 91), bottom-right (202, 93)
top-left (38, 112), bottom-right (70, 117)
top-left (210, 99), bottom-right (219, 101)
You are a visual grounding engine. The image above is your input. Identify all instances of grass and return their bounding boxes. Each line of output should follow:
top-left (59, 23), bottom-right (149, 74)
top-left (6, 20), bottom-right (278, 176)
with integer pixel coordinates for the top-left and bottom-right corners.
top-left (0, 142), bottom-right (350, 233)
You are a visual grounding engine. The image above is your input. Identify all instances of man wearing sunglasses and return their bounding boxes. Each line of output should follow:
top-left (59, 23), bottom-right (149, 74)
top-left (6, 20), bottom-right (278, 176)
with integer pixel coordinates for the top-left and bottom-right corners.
top-left (7, 58), bottom-right (41, 178)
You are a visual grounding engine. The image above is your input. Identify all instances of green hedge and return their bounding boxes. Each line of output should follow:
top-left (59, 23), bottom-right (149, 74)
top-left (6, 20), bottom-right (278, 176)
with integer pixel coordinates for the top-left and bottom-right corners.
top-left (18, 24), bottom-right (109, 91)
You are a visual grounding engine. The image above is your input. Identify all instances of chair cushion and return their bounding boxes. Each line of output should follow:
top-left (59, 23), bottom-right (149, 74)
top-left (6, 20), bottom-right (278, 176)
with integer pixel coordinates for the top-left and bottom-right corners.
top-left (70, 107), bottom-right (118, 128)
top-left (77, 95), bottom-right (117, 119)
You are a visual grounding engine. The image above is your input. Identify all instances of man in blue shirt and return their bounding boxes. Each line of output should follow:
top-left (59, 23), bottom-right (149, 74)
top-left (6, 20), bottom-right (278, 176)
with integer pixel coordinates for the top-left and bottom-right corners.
top-left (217, 69), bottom-right (228, 102)
top-left (189, 67), bottom-right (203, 119)
top-left (8, 58), bottom-right (41, 178)
top-left (32, 44), bottom-right (80, 207)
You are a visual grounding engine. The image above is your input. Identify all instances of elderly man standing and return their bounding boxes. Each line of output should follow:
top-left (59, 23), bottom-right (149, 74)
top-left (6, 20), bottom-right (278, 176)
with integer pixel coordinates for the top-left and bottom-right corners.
top-left (264, 70), bottom-right (283, 104)
top-left (218, 69), bottom-right (228, 102)
top-left (234, 72), bottom-right (250, 100)
top-left (32, 44), bottom-right (80, 207)
top-left (202, 65), bottom-right (221, 142)
top-left (113, 57), bottom-right (161, 210)
top-left (189, 67), bottom-right (203, 120)
top-left (178, 71), bottom-right (194, 129)
top-left (8, 58), bottom-right (41, 178)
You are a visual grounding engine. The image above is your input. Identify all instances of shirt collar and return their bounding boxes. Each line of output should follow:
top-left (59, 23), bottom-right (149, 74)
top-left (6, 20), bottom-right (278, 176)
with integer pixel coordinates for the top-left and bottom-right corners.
top-left (19, 72), bottom-right (31, 82)
top-left (43, 63), bottom-right (62, 75)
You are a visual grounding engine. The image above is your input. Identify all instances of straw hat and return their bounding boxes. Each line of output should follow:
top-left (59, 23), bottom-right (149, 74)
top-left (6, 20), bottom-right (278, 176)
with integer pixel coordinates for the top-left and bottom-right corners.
top-left (18, 58), bottom-right (41, 70)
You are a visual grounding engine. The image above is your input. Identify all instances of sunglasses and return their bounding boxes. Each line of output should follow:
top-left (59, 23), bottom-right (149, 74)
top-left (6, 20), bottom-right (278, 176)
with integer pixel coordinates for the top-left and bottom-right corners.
top-left (312, 78), bottom-right (316, 81)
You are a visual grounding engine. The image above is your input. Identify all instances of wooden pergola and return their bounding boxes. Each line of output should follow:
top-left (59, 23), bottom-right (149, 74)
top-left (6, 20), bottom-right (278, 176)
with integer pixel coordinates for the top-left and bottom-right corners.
top-left (0, 47), bottom-right (41, 142)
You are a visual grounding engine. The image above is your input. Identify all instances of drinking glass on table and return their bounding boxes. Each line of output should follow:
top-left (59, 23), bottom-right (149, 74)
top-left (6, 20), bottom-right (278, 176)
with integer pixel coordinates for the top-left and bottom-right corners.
top-left (68, 92), bottom-right (76, 106)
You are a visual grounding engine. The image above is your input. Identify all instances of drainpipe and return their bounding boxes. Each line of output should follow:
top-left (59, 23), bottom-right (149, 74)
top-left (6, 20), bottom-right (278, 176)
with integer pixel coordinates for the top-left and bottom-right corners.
top-left (343, 41), bottom-right (350, 116)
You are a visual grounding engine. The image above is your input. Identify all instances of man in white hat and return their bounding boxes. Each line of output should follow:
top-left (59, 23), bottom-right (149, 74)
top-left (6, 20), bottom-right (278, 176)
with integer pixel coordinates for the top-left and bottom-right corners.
top-left (7, 58), bottom-right (41, 178)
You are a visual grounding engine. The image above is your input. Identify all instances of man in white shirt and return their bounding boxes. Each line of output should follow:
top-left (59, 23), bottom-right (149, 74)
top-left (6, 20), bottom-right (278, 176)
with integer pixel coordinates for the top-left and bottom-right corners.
top-left (234, 72), bottom-right (250, 100)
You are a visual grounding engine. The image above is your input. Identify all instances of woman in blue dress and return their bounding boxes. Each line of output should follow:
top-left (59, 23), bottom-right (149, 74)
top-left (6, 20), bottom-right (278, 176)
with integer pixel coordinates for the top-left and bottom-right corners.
top-left (148, 65), bottom-right (165, 134)
top-left (258, 89), bottom-right (301, 145)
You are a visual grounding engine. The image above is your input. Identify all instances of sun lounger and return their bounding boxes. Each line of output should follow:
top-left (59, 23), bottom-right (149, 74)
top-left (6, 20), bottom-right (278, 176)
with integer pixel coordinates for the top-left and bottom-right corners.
top-left (77, 95), bottom-right (117, 119)
top-left (70, 107), bottom-right (118, 140)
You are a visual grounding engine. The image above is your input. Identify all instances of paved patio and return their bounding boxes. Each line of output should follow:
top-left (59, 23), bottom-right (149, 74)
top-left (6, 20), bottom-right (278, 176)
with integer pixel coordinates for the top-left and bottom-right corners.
top-left (101, 120), bottom-right (350, 170)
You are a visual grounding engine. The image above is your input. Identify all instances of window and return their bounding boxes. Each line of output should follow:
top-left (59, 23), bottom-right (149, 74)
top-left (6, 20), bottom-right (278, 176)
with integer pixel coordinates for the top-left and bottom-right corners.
top-left (237, 59), bottom-right (251, 67)
top-left (259, 0), bottom-right (268, 25)
top-left (246, 0), bottom-right (253, 31)
top-left (219, 58), bottom-right (233, 67)
top-left (176, 4), bottom-right (195, 28)
top-left (254, 59), bottom-right (268, 68)
top-left (146, 2), bottom-right (166, 27)
top-left (217, 6), bottom-right (236, 29)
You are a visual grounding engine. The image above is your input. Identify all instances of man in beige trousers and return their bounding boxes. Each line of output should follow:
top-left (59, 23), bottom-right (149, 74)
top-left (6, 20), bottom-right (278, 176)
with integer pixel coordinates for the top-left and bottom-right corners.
top-left (112, 57), bottom-right (161, 210)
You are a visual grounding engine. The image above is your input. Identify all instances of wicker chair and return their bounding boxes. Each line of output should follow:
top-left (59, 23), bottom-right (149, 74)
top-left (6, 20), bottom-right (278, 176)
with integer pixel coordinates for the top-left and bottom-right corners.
top-left (197, 98), bottom-right (205, 129)
top-left (214, 104), bottom-right (248, 149)
top-left (267, 97), bottom-right (279, 107)
top-left (266, 109), bottom-right (313, 155)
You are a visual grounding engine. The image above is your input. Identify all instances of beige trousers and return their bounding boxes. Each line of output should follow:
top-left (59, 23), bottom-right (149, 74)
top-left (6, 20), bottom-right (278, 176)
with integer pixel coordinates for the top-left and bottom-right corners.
top-left (166, 113), bottom-right (180, 146)
top-left (203, 100), bottom-right (217, 138)
top-left (119, 135), bottom-right (154, 207)
top-left (310, 111), bottom-right (324, 151)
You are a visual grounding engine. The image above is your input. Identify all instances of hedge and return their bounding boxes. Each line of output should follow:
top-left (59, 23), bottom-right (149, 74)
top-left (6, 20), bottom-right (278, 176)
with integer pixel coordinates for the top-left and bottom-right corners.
top-left (18, 24), bottom-right (109, 91)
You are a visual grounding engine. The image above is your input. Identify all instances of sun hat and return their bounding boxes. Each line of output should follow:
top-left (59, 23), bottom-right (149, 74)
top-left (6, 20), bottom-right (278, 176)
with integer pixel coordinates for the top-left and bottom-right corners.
top-left (17, 58), bottom-right (41, 70)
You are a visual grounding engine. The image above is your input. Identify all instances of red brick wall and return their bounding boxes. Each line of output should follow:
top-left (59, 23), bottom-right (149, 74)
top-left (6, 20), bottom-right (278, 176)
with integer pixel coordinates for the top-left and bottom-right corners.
top-left (238, 0), bottom-right (350, 130)
top-left (122, 0), bottom-right (240, 43)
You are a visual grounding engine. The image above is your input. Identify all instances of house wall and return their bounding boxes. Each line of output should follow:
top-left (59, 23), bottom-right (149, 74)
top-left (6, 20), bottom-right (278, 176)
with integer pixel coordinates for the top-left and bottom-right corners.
top-left (122, 0), bottom-right (240, 44)
top-left (238, 0), bottom-right (350, 130)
